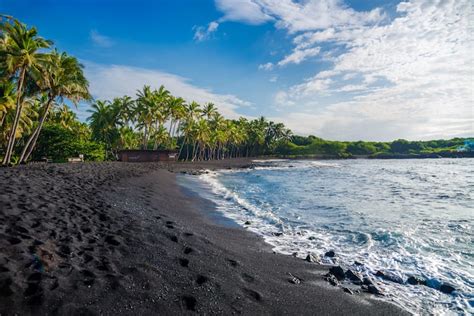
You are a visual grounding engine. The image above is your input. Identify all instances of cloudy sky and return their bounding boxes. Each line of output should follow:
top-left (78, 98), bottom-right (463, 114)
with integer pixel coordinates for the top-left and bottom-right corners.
top-left (2, 0), bottom-right (473, 140)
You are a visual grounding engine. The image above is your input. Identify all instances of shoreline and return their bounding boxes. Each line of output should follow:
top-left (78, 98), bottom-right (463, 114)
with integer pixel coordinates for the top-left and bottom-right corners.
top-left (0, 161), bottom-right (408, 315)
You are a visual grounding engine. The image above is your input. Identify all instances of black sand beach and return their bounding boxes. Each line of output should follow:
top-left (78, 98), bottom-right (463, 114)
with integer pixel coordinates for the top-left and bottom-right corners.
top-left (0, 161), bottom-right (408, 315)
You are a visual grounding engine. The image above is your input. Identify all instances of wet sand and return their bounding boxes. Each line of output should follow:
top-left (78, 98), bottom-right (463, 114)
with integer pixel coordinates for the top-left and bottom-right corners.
top-left (0, 160), bottom-right (408, 315)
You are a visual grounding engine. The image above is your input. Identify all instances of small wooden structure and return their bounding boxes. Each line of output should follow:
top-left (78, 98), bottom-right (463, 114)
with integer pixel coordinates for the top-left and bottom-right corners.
top-left (68, 154), bottom-right (84, 163)
top-left (118, 150), bottom-right (178, 162)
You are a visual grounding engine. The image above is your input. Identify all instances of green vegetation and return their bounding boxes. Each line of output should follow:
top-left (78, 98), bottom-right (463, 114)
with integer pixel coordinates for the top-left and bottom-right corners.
top-left (0, 16), bottom-right (472, 164)
top-left (275, 136), bottom-right (473, 158)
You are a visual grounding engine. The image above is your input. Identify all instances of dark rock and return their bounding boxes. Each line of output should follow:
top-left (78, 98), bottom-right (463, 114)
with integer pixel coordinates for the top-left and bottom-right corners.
top-left (325, 250), bottom-right (336, 258)
top-left (375, 270), bottom-right (404, 284)
top-left (345, 269), bottom-right (363, 284)
top-left (363, 277), bottom-right (374, 286)
top-left (288, 273), bottom-right (301, 285)
top-left (439, 283), bottom-right (456, 294)
top-left (272, 232), bottom-right (283, 237)
top-left (329, 266), bottom-right (345, 281)
top-left (308, 236), bottom-right (316, 240)
top-left (305, 253), bottom-right (320, 263)
top-left (325, 274), bottom-right (339, 286)
top-left (354, 261), bottom-right (363, 266)
top-left (367, 284), bottom-right (384, 296)
top-left (244, 221), bottom-right (251, 225)
top-left (406, 276), bottom-right (427, 286)
top-left (343, 287), bottom-right (354, 295)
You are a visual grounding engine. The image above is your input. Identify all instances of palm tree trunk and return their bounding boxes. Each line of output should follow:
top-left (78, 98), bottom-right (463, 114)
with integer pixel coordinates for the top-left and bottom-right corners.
top-left (19, 95), bottom-right (54, 163)
top-left (178, 135), bottom-right (187, 160)
top-left (192, 142), bottom-right (198, 162)
top-left (2, 67), bottom-right (26, 166)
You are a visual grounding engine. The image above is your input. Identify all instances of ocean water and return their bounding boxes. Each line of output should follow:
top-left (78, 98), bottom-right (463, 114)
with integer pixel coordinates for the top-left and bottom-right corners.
top-left (179, 159), bottom-right (473, 315)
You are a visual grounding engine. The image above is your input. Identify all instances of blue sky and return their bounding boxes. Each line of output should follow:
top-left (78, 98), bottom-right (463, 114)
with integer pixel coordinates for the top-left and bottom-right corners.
top-left (1, 0), bottom-right (472, 140)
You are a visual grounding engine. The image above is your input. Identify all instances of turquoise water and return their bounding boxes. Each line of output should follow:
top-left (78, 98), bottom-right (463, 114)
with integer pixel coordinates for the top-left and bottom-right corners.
top-left (182, 159), bottom-right (473, 314)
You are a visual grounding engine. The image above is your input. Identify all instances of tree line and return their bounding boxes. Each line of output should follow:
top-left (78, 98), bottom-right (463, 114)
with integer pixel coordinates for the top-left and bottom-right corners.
top-left (86, 87), bottom-right (293, 161)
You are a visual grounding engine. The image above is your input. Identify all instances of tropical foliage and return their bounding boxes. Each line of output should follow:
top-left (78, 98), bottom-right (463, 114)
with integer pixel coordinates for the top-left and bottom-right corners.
top-left (86, 86), bottom-right (293, 161)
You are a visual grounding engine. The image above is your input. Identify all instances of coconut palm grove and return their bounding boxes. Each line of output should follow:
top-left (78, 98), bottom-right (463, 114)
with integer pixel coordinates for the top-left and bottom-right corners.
top-left (0, 16), bottom-right (472, 165)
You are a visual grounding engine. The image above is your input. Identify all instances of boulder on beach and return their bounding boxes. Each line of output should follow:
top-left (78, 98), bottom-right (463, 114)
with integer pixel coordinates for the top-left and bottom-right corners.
top-left (324, 250), bottom-right (336, 258)
top-left (345, 269), bottom-right (363, 284)
top-left (305, 253), bottom-right (320, 263)
top-left (329, 266), bottom-right (345, 281)
top-left (367, 284), bottom-right (384, 296)
top-left (325, 274), bottom-right (339, 286)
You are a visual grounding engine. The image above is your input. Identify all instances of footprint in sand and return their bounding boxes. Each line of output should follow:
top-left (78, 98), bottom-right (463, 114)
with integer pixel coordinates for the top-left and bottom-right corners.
top-left (196, 275), bottom-right (208, 285)
top-left (183, 246), bottom-right (193, 255)
top-left (178, 258), bottom-right (189, 268)
top-left (242, 288), bottom-right (262, 302)
top-left (181, 295), bottom-right (197, 311)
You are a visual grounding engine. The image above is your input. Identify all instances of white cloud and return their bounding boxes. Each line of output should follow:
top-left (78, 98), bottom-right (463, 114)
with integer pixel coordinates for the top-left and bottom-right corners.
top-left (278, 46), bottom-right (321, 66)
top-left (82, 62), bottom-right (250, 120)
top-left (90, 30), bottom-right (114, 47)
top-left (254, 0), bottom-right (384, 33)
top-left (268, 0), bottom-right (474, 140)
top-left (258, 62), bottom-right (274, 71)
top-left (274, 91), bottom-right (295, 106)
top-left (193, 21), bottom-right (220, 41)
top-left (215, 0), bottom-right (272, 25)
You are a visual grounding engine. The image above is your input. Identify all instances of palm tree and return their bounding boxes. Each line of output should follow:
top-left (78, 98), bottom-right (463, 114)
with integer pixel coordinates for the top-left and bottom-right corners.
top-left (52, 104), bottom-right (77, 130)
top-left (19, 51), bottom-right (90, 163)
top-left (178, 101), bottom-right (201, 160)
top-left (201, 102), bottom-right (216, 119)
top-left (0, 19), bottom-right (52, 165)
top-left (88, 100), bottom-right (120, 159)
top-left (0, 79), bottom-right (15, 128)
top-left (135, 85), bottom-right (155, 149)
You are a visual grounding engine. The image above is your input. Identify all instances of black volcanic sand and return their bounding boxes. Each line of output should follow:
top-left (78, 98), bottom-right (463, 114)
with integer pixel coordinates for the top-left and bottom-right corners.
top-left (0, 160), bottom-right (408, 315)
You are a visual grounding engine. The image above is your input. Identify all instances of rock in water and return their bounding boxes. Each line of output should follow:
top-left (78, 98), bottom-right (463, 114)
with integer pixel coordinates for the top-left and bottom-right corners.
top-left (406, 276), bottom-right (427, 286)
top-left (439, 283), bottom-right (456, 294)
top-left (305, 253), bottom-right (320, 263)
top-left (325, 250), bottom-right (336, 258)
top-left (345, 269), bottom-right (363, 284)
top-left (244, 221), bottom-right (251, 225)
top-left (329, 266), bottom-right (345, 281)
top-left (375, 270), bottom-right (404, 284)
